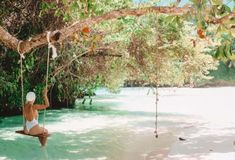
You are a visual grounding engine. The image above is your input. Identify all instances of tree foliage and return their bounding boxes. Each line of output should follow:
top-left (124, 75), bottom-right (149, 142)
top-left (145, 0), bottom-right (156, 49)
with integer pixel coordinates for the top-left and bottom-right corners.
top-left (125, 14), bottom-right (218, 86)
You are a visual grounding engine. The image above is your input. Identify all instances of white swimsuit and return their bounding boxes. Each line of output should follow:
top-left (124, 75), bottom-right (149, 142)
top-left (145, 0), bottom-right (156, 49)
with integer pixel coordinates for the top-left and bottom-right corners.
top-left (25, 118), bottom-right (38, 131)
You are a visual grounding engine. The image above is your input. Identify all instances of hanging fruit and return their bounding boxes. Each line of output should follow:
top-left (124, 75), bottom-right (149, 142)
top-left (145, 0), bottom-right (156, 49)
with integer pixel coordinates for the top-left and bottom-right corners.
top-left (197, 28), bottom-right (206, 39)
top-left (82, 27), bottom-right (90, 34)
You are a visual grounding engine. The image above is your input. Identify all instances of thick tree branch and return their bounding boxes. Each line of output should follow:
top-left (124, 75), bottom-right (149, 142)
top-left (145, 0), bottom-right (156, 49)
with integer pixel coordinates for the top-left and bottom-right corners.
top-left (0, 6), bottom-right (191, 54)
top-left (0, 6), bottom-right (234, 54)
top-left (0, 26), bottom-right (19, 51)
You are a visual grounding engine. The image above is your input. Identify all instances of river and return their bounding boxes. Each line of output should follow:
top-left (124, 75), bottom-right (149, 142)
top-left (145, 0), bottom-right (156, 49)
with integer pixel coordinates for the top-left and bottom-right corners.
top-left (0, 87), bottom-right (235, 160)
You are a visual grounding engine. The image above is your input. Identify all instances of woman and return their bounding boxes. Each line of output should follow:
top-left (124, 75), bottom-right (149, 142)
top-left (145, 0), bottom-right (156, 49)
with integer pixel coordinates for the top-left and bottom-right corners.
top-left (24, 88), bottom-right (49, 136)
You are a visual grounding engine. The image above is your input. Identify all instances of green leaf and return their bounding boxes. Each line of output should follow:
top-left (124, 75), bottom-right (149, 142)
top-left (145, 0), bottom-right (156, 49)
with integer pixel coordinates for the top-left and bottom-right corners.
top-left (224, 44), bottom-right (232, 58)
top-left (231, 39), bottom-right (235, 53)
top-left (165, 16), bottom-right (174, 24)
top-left (63, 12), bottom-right (71, 22)
top-left (62, 0), bottom-right (67, 4)
top-left (210, 0), bottom-right (223, 5)
top-left (88, 0), bottom-right (93, 11)
top-left (214, 45), bottom-right (226, 59)
top-left (54, 9), bottom-right (62, 17)
top-left (190, 0), bottom-right (207, 5)
top-left (215, 5), bottom-right (231, 16)
top-left (200, 20), bottom-right (208, 30)
top-left (215, 47), bottom-right (220, 59)
top-left (216, 24), bottom-right (229, 36)
top-left (71, 1), bottom-right (79, 11)
top-left (224, 5), bottom-right (232, 13)
top-left (58, 84), bottom-right (63, 89)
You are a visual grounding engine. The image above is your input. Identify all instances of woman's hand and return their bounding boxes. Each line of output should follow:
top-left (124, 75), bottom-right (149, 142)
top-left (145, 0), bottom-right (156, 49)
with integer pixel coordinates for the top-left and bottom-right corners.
top-left (34, 87), bottom-right (50, 110)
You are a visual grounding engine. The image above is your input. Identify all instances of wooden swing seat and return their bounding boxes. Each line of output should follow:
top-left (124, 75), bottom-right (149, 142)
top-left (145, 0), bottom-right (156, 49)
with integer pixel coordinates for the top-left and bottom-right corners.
top-left (15, 130), bottom-right (50, 146)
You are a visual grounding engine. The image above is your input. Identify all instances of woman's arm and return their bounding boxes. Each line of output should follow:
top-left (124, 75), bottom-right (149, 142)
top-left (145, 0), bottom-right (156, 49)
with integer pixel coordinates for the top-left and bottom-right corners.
top-left (34, 88), bottom-right (50, 110)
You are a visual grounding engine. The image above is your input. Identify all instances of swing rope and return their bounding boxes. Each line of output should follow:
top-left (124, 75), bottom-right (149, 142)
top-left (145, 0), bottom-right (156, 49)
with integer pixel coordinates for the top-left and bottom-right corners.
top-left (154, 86), bottom-right (159, 138)
top-left (18, 40), bottom-right (25, 128)
top-left (43, 32), bottom-right (51, 131)
top-left (43, 31), bottom-right (57, 130)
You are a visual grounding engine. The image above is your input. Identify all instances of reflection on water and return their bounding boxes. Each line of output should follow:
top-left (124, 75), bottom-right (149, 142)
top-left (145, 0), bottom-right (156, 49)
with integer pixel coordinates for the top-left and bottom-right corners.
top-left (1, 87), bottom-right (235, 160)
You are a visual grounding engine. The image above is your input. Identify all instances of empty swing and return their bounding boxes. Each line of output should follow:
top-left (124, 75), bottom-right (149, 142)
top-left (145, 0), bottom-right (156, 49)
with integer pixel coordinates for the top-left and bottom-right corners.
top-left (15, 32), bottom-right (55, 146)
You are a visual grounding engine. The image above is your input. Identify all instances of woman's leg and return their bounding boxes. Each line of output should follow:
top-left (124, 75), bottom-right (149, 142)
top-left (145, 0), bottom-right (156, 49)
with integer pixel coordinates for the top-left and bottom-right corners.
top-left (29, 125), bottom-right (49, 146)
top-left (29, 125), bottom-right (48, 135)
top-left (23, 126), bottom-right (29, 134)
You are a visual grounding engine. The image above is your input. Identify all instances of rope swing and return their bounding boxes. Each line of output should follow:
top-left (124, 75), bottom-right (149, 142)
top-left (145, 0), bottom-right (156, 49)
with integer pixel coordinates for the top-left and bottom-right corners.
top-left (17, 40), bottom-right (25, 128)
top-left (16, 31), bottom-right (57, 146)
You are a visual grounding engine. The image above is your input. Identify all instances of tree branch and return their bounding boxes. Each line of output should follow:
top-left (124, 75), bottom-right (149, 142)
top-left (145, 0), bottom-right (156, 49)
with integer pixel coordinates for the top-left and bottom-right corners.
top-left (1, 6), bottom-right (234, 54)
top-left (0, 26), bottom-right (19, 51)
top-left (206, 12), bottom-right (235, 24)
top-left (0, 6), bottom-right (191, 54)
top-left (82, 52), bottom-right (122, 57)
top-left (51, 47), bottom-right (119, 78)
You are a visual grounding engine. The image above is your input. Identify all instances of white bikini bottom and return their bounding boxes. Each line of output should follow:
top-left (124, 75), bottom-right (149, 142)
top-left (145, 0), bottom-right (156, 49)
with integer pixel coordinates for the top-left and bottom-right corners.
top-left (25, 119), bottom-right (38, 131)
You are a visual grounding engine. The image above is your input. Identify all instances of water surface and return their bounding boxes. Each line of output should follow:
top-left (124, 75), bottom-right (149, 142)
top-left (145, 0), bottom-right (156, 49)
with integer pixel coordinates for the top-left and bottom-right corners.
top-left (1, 87), bottom-right (235, 160)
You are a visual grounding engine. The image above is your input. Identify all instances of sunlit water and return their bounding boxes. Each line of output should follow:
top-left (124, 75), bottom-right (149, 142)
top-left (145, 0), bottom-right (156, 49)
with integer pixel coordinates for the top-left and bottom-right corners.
top-left (1, 87), bottom-right (235, 160)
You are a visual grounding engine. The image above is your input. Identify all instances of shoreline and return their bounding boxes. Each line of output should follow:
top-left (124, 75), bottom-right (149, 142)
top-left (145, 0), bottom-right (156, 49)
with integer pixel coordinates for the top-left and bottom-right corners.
top-left (0, 83), bottom-right (235, 119)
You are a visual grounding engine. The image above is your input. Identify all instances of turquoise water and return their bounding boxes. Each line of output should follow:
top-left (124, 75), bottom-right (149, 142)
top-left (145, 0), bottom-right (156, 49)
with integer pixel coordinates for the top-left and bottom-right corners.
top-left (1, 87), bottom-right (235, 160)
top-left (0, 88), bottom-right (162, 160)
